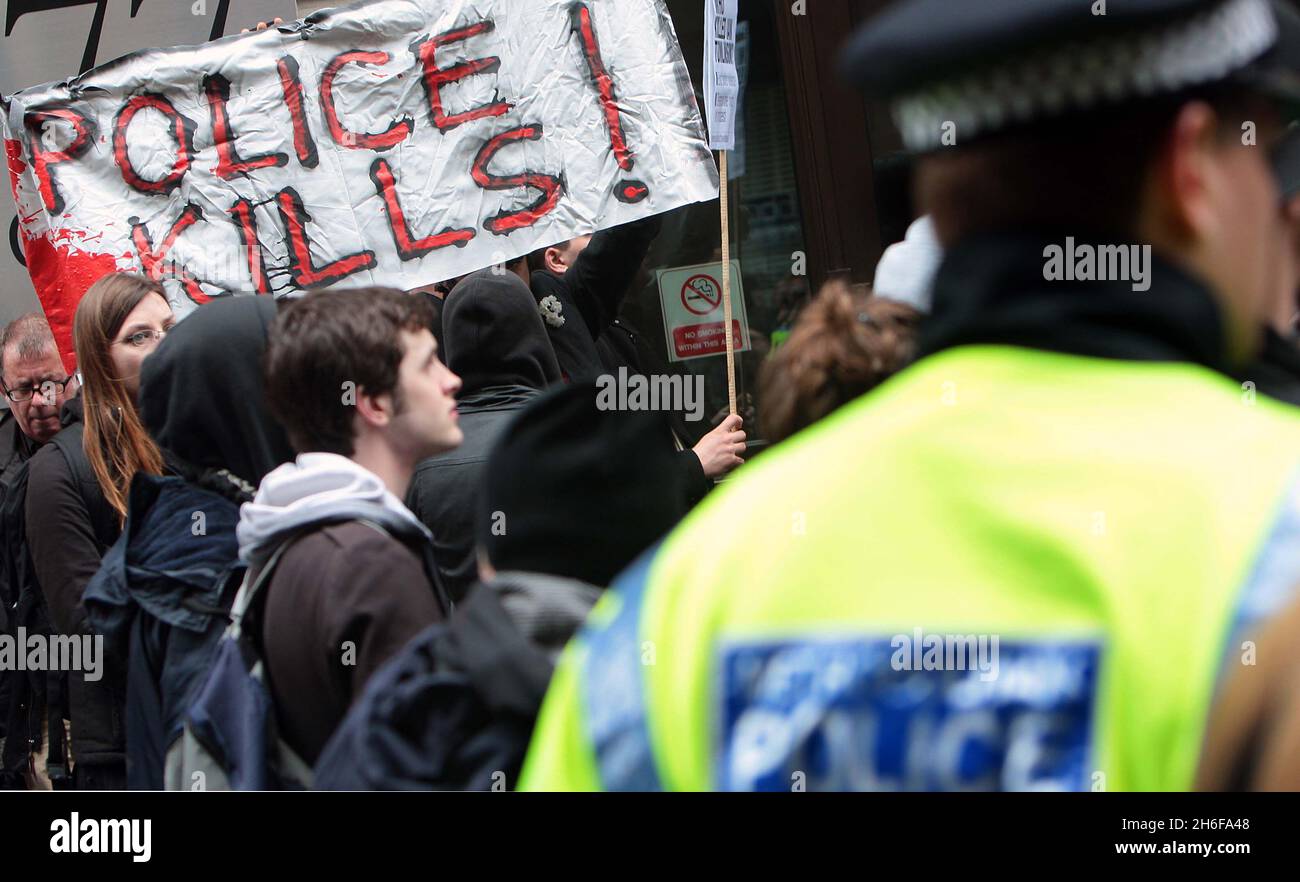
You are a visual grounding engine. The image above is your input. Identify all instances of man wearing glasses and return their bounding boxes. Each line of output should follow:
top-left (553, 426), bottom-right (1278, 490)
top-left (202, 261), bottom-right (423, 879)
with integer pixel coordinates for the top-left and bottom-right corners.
top-left (1, 312), bottom-right (77, 789)
top-left (0, 313), bottom-right (78, 481)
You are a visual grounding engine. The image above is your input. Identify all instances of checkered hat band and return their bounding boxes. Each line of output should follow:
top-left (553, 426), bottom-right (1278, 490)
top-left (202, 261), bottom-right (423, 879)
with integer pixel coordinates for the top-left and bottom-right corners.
top-left (893, 0), bottom-right (1278, 151)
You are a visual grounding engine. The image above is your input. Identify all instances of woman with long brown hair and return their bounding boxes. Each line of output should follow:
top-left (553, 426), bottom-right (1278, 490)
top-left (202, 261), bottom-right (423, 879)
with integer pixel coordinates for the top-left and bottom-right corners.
top-left (24, 272), bottom-right (173, 789)
top-left (73, 272), bottom-right (173, 521)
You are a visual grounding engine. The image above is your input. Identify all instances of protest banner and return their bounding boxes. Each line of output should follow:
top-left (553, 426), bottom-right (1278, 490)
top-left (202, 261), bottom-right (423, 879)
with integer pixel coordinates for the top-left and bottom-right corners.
top-left (0, 0), bottom-right (296, 337)
top-left (1, 0), bottom-right (720, 368)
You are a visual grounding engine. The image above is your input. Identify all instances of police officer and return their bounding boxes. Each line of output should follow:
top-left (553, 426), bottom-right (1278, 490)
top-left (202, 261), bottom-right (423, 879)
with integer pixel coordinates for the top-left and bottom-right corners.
top-left (520, 0), bottom-right (1300, 791)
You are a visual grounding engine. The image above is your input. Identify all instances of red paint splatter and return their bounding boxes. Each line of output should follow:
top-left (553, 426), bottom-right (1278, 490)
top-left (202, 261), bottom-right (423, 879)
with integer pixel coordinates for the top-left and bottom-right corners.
top-left (619, 181), bottom-right (649, 203)
top-left (22, 231), bottom-right (133, 374)
top-left (5, 138), bottom-right (25, 202)
top-left (51, 227), bottom-right (104, 247)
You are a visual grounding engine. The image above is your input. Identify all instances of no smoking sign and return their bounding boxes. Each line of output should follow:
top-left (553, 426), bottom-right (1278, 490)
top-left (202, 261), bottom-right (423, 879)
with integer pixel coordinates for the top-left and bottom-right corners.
top-left (657, 260), bottom-right (750, 362)
top-left (681, 273), bottom-right (722, 315)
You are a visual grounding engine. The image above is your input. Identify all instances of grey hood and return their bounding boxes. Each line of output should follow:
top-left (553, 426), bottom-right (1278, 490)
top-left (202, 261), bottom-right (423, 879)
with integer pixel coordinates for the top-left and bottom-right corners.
top-left (490, 570), bottom-right (603, 662)
top-left (237, 452), bottom-right (431, 566)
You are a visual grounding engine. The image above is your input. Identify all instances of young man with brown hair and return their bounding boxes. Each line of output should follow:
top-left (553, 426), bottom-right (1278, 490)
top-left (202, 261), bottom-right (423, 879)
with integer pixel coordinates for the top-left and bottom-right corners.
top-left (237, 287), bottom-right (462, 765)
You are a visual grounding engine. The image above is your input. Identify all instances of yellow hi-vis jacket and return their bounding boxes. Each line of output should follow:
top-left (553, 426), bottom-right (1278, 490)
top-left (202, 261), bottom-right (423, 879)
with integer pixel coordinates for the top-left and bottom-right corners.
top-left (521, 345), bottom-right (1300, 791)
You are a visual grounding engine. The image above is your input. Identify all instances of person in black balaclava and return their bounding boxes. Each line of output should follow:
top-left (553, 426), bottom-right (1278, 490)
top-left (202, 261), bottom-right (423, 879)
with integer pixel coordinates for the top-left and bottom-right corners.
top-left (406, 268), bottom-right (561, 604)
top-left (138, 297), bottom-right (294, 489)
top-left (84, 295), bottom-right (295, 790)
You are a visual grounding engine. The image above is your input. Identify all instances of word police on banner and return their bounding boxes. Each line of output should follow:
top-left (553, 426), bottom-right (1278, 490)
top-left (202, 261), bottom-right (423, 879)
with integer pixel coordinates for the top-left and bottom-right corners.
top-left (657, 259), bottom-right (749, 361)
top-left (2, 0), bottom-right (719, 366)
top-left (0, 0), bottom-right (297, 336)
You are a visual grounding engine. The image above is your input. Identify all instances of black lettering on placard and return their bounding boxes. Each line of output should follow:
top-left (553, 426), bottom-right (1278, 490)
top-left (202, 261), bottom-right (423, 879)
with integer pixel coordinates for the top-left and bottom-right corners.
top-left (9, 216), bottom-right (24, 267)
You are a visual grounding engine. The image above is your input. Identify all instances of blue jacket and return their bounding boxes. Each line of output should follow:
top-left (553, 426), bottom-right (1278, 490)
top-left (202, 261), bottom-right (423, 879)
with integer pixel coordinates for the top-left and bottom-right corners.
top-left (85, 474), bottom-right (243, 790)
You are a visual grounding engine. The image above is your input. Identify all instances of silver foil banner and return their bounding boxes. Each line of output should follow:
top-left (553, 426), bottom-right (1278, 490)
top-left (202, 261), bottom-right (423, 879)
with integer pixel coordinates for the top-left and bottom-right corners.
top-left (1, 0), bottom-right (719, 365)
top-left (0, 0), bottom-right (297, 342)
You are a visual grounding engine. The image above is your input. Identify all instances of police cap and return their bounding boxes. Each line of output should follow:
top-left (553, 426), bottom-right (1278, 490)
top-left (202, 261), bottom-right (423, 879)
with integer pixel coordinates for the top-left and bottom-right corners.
top-left (841, 0), bottom-right (1300, 151)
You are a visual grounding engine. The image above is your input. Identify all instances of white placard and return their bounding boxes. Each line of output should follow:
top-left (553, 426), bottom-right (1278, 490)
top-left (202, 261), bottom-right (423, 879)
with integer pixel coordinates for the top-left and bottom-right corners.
top-left (703, 0), bottom-right (737, 151)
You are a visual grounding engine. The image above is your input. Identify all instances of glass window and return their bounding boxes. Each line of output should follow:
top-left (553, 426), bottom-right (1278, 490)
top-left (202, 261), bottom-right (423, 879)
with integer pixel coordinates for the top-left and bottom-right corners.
top-left (617, 0), bottom-right (810, 450)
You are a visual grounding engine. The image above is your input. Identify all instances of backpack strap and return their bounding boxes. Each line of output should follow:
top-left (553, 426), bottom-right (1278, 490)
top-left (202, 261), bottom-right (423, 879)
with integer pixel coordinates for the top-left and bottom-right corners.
top-left (231, 517), bottom-right (455, 637)
top-left (228, 536), bottom-right (303, 639)
top-left (353, 517), bottom-right (455, 615)
top-left (48, 424), bottom-right (118, 549)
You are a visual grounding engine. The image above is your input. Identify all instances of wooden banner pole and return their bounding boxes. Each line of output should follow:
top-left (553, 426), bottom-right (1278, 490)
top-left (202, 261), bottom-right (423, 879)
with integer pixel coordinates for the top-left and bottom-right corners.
top-left (720, 149), bottom-right (736, 416)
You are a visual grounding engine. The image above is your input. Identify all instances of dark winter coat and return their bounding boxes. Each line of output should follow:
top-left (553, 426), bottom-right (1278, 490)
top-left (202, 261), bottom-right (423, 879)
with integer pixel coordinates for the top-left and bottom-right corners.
top-left (537, 217), bottom-right (710, 506)
top-left (411, 269), bottom-right (560, 603)
top-left (0, 413), bottom-right (60, 787)
top-left (259, 519), bottom-right (447, 766)
top-left (596, 317), bottom-right (712, 508)
top-left (83, 475), bottom-right (243, 789)
top-left (313, 570), bottom-right (601, 790)
top-left (530, 214), bottom-right (662, 381)
top-left (0, 409), bottom-right (39, 754)
top-left (0, 409), bottom-right (39, 484)
top-left (407, 385), bottom-right (542, 603)
top-left (24, 396), bottom-right (125, 770)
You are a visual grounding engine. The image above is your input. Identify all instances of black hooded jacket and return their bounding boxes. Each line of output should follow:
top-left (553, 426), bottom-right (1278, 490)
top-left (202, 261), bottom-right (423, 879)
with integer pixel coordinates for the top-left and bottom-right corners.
top-left (529, 215), bottom-right (661, 382)
top-left (83, 296), bottom-right (294, 789)
top-left (407, 271), bottom-right (561, 603)
top-left (138, 296), bottom-right (294, 487)
top-left (532, 216), bottom-right (710, 505)
top-left (1, 397), bottom-right (98, 786)
top-left (0, 409), bottom-right (40, 755)
top-left (0, 409), bottom-right (40, 484)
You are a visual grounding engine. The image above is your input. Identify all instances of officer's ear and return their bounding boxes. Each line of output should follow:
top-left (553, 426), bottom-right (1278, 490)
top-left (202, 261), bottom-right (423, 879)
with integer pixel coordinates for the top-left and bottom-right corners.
top-left (1150, 101), bottom-right (1227, 241)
